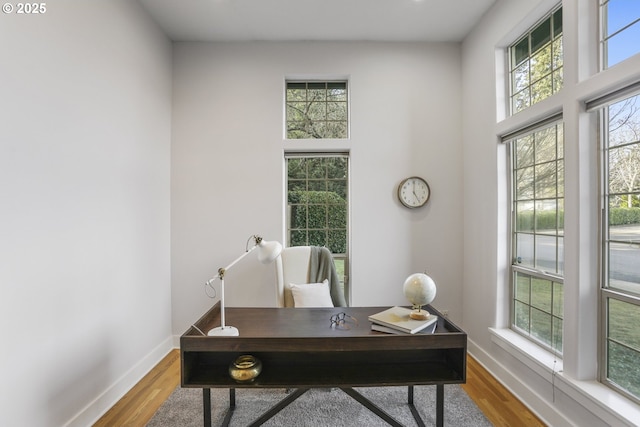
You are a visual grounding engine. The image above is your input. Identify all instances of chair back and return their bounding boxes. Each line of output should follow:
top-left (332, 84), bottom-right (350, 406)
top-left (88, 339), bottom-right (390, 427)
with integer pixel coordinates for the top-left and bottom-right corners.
top-left (274, 246), bottom-right (312, 307)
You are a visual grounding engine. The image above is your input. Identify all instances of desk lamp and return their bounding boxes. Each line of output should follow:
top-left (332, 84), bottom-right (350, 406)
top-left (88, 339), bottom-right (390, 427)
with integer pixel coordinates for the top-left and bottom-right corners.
top-left (205, 234), bottom-right (282, 336)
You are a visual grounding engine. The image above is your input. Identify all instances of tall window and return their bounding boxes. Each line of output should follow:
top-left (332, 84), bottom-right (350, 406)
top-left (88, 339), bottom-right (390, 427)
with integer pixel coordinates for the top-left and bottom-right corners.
top-left (600, 0), bottom-right (640, 69)
top-left (599, 93), bottom-right (640, 401)
top-left (508, 119), bottom-right (564, 353)
top-left (285, 81), bottom-right (348, 139)
top-left (509, 6), bottom-right (563, 115)
top-left (285, 153), bottom-right (349, 301)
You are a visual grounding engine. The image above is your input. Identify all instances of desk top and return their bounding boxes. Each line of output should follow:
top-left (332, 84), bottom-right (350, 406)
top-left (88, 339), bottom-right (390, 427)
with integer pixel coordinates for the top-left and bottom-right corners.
top-left (182, 303), bottom-right (466, 352)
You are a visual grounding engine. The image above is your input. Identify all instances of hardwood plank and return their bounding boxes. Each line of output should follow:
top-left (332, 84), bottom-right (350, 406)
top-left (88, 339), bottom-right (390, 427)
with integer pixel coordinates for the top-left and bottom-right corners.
top-left (462, 355), bottom-right (546, 427)
top-left (93, 349), bottom-right (180, 427)
top-left (95, 349), bottom-right (545, 427)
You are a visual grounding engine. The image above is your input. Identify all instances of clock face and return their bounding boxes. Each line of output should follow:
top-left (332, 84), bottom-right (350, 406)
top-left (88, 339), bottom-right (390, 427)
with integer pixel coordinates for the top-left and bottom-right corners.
top-left (398, 177), bottom-right (430, 208)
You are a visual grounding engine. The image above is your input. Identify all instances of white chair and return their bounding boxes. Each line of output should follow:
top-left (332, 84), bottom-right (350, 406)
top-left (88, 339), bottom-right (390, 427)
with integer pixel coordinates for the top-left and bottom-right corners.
top-left (275, 246), bottom-right (347, 307)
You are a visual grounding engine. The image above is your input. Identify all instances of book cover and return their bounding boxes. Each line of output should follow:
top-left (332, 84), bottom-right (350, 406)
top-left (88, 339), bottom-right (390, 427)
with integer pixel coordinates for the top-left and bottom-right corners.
top-left (371, 321), bottom-right (437, 335)
top-left (368, 306), bottom-right (438, 334)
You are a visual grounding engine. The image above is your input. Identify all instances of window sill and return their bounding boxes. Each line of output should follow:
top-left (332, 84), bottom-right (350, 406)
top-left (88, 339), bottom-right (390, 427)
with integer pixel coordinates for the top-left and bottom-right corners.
top-left (489, 327), bottom-right (563, 378)
top-left (489, 328), bottom-right (640, 426)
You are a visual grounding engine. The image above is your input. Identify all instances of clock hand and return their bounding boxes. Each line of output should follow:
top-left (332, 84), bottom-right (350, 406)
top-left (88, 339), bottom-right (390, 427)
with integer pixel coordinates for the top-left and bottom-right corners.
top-left (411, 181), bottom-right (420, 203)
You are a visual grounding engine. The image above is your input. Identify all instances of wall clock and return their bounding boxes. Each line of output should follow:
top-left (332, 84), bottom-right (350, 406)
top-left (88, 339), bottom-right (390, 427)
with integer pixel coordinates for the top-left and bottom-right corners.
top-left (397, 176), bottom-right (430, 208)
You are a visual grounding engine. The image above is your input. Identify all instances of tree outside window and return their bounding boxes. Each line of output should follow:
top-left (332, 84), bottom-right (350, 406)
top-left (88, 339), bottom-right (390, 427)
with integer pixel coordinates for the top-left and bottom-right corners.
top-left (510, 7), bottom-right (563, 115)
top-left (602, 93), bottom-right (640, 401)
top-left (286, 81), bottom-right (348, 139)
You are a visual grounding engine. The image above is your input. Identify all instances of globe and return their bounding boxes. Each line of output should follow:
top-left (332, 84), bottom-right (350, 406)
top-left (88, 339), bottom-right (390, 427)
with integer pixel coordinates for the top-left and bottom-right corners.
top-left (403, 273), bottom-right (436, 320)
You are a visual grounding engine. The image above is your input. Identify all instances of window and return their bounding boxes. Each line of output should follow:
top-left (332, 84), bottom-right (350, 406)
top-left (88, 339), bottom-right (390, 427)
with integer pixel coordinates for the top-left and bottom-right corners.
top-left (600, 0), bottom-right (640, 69)
top-left (285, 81), bottom-right (348, 139)
top-left (285, 153), bottom-right (349, 301)
top-left (509, 6), bottom-right (563, 115)
top-left (508, 119), bottom-right (564, 354)
top-left (599, 92), bottom-right (640, 401)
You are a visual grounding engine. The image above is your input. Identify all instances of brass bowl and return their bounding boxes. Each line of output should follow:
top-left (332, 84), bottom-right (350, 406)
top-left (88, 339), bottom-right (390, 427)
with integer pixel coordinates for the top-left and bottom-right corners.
top-left (229, 355), bottom-right (262, 383)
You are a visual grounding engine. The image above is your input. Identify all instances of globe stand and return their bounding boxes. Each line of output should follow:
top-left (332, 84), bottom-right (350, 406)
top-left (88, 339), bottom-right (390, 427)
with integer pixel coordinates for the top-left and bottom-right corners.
top-left (410, 307), bottom-right (430, 320)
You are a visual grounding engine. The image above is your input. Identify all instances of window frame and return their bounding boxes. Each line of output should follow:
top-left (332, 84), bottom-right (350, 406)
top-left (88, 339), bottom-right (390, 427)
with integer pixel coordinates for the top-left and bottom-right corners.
top-left (284, 152), bottom-right (350, 303)
top-left (285, 80), bottom-right (349, 140)
top-left (599, 0), bottom-right (640, 70)
top-left (508, 5), bottom-right (563, 116)
top-left (594, 90), bottom-right (640, 403)
top-left (492, 0), bottom-right (640, 419)
top-left (506, 117), bottom-right (565, 355)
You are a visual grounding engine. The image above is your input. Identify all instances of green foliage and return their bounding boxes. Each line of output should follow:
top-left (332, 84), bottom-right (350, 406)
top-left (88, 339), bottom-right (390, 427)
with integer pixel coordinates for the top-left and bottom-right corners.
top-left (513, 272), bottom-right (563, 354)
top-left (510, 8), bottom-right (563, 114)
top-left (517, 208), bottom-right (640, 229)
top-left (609, 207), bottom-right (640, 225)
top-left (288, 190), bottom-right (347, 254)
top-left (516, 210), bottom-right (564, 231)
top-left (607, 298), bottom-right (640, 398)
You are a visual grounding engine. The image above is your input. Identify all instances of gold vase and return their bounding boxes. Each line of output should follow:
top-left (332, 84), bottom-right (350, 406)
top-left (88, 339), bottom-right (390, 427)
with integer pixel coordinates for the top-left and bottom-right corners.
top-left (229, 355), bottom-right (262, 383)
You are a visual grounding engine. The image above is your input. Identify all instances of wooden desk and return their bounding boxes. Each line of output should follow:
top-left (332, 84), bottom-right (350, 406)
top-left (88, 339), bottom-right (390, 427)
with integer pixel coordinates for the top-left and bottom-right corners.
top-left (181, 303), bottom-right (466, 426)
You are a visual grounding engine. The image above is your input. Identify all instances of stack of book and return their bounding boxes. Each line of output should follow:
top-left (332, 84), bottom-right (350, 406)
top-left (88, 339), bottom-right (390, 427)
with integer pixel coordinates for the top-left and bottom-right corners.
top-left (368, 306), bottom-right (438, 335)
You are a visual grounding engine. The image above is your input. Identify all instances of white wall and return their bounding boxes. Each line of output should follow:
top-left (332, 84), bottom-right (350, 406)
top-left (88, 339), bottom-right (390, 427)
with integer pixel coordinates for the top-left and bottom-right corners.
top-left (171, 41), bottom-right (464, 334)
top-left (462, 0), bottom-right (640, 425)
top-left (0, 2), bottom-right (172, 426)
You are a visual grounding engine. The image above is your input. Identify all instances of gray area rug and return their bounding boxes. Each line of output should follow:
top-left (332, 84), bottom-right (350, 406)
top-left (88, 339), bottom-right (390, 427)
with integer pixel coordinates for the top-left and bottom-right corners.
top-left (147, 385), bottom-right (492, 426)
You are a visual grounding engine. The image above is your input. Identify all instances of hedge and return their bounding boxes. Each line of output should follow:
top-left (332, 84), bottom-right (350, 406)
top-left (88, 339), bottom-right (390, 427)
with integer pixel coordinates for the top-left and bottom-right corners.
top-left (516, 210), bottom-right (564, 231)
top-left (288, 191), bottom-right (347, 253)
top-left (610, 207), bottom-right (640, 226)
top-left (517, 207), bottom-right (640, 230)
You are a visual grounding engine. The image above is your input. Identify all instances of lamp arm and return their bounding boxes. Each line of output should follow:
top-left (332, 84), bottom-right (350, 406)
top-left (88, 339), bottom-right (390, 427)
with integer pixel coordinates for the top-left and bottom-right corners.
top-left (204, 244), bottom-right (259, 330)
top-left (217, 244), bottom-right (258, 278)
top-left (204, 235), bottom-right (280, 336)
top-left (205, 238), bottom-right (260, 286)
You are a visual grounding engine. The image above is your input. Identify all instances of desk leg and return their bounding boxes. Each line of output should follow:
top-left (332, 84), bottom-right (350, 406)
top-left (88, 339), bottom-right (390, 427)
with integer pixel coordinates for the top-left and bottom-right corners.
top-left (203, 388), bottom-right (211, 427)
top-left (341, 388), bottom-right (403, 427)
top-left (436, 384), bottom-right (444, 427)
top-left (407, 386), bottom-right (426, 427)
top-left (220, 389), bottom-right (235, 427)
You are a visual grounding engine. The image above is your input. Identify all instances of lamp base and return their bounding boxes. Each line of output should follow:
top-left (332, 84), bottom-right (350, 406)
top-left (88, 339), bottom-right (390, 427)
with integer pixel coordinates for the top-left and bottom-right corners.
top-left (207, 326), bottom-right (239, 336)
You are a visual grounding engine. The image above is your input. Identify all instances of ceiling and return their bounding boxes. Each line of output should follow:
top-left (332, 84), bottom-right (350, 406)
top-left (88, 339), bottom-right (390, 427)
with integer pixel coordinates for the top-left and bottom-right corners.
top-left (138, 0), bottom-right (496, 43)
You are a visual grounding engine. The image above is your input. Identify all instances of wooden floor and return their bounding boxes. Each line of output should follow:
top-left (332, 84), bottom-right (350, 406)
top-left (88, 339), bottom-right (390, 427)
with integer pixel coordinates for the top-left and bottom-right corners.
top-left (93, 349), bottom-right (180, 427)
top-left (462, 356), bottom-right (546, 427)
top-left (94, 349), bottom-right (545, 426)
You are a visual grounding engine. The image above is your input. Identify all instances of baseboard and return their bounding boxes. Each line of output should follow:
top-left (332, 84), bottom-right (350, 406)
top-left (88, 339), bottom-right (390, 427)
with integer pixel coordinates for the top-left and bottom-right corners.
top-left (64, 336), bottom-right (174, 427)
top-left (469, 335), bottom-right (640, 427)
top-left (467, 338), bottom-right (573, 427)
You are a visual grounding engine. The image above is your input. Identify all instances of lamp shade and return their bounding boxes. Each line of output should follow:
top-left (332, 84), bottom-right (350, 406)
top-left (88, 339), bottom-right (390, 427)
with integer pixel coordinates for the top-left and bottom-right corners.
top-left (257, 239), bottom-right (282, 264)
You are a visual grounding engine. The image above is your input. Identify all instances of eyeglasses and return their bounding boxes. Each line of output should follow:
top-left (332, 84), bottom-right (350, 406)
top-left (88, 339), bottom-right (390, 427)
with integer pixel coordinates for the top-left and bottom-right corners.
top-left (330, 312), bottom-right (358, 330)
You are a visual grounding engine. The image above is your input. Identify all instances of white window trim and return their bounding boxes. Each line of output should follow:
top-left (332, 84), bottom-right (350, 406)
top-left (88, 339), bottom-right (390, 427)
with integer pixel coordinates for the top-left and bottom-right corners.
top-left (503, 112), bottom-right (565, 353)
top-left (490, 1), bottom-right (640, 423)
top-left (490, 328), bottom-right (640, 427)
top-left (283, 151), bottom-right (352, 305)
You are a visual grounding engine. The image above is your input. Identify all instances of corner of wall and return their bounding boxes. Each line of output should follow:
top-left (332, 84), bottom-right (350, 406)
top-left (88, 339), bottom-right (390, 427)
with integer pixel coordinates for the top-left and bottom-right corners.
top-left (66, 337), bottom-right (174, 427)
